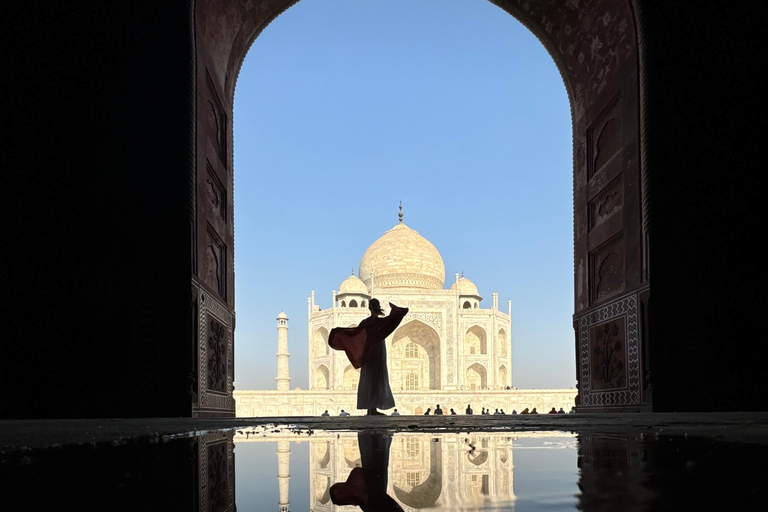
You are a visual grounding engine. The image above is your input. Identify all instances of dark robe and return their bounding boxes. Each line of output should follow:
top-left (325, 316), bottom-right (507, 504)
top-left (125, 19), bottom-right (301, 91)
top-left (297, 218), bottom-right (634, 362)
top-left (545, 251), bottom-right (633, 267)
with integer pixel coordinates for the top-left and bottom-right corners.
top-left (330, 432), bottom-right (404, 512)
top-left (328, 303), bottom-right (409, 369)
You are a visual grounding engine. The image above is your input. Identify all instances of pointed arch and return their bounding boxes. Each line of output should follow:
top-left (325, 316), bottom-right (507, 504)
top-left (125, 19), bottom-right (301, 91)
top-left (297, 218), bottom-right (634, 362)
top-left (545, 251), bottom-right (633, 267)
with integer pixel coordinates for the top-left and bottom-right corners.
top-left (465, 325), bottom-right (487, 355)
top-left (342, 364), bottom-right (360, 390)
top-left (498, 365), bottom-right (508, 388)
top-left (392, 320), bottom-right (441, 389)
top-left (314, 364), bottom-right (329, 390)
top-left (497, 328), bottom-right (508, 358)
top-left (466, 362), bottom-right (487, 390)
top-left (314, 326), bottom-right (329, 357)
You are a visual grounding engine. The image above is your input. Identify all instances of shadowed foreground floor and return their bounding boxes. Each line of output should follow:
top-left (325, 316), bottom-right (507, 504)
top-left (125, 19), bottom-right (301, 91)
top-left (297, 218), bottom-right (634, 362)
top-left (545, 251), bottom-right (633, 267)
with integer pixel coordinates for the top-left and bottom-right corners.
top-left (2, 412), bottom-right (768, 452)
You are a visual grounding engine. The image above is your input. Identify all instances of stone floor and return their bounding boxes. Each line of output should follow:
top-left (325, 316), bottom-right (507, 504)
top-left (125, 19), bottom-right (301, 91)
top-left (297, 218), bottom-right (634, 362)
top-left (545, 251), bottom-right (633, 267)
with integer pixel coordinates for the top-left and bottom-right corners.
top-left (3, 412), bottom-right (768, 452)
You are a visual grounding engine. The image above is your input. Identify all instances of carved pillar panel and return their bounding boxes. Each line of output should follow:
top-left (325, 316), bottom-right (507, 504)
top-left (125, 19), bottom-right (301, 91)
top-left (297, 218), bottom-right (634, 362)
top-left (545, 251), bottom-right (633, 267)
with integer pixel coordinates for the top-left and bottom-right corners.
top-left (577, 291), bottom-right (641, 409)
top-left (192, 40), bottom-right (236, 416)
top-left (195, 288), bottom-right (236, 416)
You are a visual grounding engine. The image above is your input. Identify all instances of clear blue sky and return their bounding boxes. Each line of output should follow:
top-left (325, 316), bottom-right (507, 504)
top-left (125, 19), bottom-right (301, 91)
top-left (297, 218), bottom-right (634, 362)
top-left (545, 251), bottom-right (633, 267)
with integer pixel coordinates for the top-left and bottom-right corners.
top-left (233, 0), bottom-right (574, 390)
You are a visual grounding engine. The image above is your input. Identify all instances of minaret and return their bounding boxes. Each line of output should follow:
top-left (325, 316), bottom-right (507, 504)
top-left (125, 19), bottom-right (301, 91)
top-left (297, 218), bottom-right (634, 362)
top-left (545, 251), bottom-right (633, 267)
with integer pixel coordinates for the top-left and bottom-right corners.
top-left (276, 311), bottom-right (290, 391)
top-left (277, 439), bottom-right (291, 512)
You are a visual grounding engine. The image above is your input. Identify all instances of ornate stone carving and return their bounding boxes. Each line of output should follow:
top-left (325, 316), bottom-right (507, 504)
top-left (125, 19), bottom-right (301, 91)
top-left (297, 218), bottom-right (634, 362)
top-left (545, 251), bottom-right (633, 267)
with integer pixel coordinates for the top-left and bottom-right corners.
top-left (205, 164), bottom-right (226, 221)
top-left (404, 311), bottom-right (442, 330)
top-left (205, 70), bottom-right (227, 167)
top-left (205, 229), bottom-right (226, 299)
top-left (587, 93), bottom-right (623, 179)
top-left (590, 236), bottom-right (625, 304)
top-left (589, 175), bottom-right (623, 230)
top-left (489, 0), bottom-right (636, 123)
top-left (577, 291), bottom-right (641, 407)
top-left (590, 317), bottom-right (626, 390)
top-left (198, 289), bottom-right (235, 412)
top-left (207, 317), bottom-right (227, 392)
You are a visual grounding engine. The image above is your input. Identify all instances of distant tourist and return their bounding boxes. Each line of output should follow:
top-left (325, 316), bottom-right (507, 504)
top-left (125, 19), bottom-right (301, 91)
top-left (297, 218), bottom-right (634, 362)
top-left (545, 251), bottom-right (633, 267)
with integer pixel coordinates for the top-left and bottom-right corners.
top-left (500, 409), bottom-right (506, 414)
top-left (391, 409), bottom-right (400, 416)
top-left (531, 407), bottom-right (539, 414)
top-left (434, 404), bottom-right (443, 415)
top-left (493, 408), bottom-right (500, 415)
top-left (548, 407), bottom-right (557, 414)
top-left (450, 408), bottom-right (457, 415)
top-left (569, 406), bottom-right (577, 414)
top-left (481, 407), bottom-right (486, 415)
top-left (466, 404), bottom-right (473, 415)
top-left (339, 409), bottom-right (350, 416)
top-left (520, 408), bottom-right (530, 414)
top-left (321, 410), bottom-right (330, 416)
top-left (424, 408), bottom-right (431, 415)
top-left (511, 409), bottom-right (518, 415)
top-left (558, 408), bottom-right (566, 414)
top-left (483, 408), bottom-right (490, 415)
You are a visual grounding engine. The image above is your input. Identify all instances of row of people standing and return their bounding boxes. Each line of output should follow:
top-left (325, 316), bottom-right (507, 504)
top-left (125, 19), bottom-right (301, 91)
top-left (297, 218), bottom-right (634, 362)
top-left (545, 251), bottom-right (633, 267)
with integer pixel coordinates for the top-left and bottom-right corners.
top-left (321, 405), bottom-right (575, 416)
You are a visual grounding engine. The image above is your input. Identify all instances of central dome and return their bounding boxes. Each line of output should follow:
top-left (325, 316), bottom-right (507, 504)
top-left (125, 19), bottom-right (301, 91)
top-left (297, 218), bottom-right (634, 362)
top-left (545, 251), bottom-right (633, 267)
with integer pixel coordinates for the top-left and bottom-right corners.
top-left (359, 221), bottom-right (445, 290)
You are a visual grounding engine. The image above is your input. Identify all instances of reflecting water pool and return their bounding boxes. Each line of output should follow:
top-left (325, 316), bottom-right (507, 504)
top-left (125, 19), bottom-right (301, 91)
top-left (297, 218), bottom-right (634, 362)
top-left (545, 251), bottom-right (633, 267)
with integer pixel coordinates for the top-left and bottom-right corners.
top-left (2, 428), bottom-right (766, 511)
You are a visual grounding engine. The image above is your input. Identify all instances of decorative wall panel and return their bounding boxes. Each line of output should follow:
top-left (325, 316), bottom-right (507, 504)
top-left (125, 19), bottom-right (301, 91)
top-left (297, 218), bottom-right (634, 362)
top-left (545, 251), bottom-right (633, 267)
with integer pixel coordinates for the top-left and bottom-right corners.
top-left (205, 163), bottom-right (226, 221)
top-left (578, 292), bottom-right (640, 407)
top-left (197, 288), bottom-right (235, 413)
top-left (588, 95), bottom-right (623, 179)
top-left (205, 71), bottom-right (227, 168)
top-left (589, 174), bottom-right (623, 230)
top-left (590, 234), bottom-right (625, 304)
top-left (205, 227), bottom-right (227, 299)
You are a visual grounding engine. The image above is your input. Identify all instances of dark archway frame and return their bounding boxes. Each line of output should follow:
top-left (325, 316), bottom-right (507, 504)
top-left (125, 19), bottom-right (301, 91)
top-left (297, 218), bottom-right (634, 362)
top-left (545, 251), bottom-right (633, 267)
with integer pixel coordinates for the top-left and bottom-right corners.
top-left (192, 0), bottom-right (649, 415)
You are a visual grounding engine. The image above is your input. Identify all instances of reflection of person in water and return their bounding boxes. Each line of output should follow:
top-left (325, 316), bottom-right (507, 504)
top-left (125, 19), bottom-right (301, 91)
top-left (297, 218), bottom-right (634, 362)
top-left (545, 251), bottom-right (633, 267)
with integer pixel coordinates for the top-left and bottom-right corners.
top-left (329, 299), bottom-right (409, 416)
top-left (330, 432), bottom-right (404, 512)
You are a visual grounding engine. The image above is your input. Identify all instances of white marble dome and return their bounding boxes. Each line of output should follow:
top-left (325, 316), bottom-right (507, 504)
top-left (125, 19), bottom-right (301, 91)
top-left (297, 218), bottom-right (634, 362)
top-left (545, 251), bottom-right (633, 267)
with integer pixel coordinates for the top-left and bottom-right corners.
top-left (338, 274), bottom-right (369, 295)
top-left (359, 221), bottom-right (445, 290)
top-left (450, 276), bottom-right (480, 296)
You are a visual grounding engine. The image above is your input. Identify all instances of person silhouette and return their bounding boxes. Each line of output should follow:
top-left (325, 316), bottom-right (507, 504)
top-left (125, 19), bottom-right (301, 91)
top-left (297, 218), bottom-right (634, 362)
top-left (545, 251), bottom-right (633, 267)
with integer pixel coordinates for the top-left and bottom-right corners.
top-left (434, 404), bottom-right (443, 415)
top-left (391, 408), bottom-right (400, 416)
top-left (493, 408), bottom-right (500, 415)
top-left (424, 408), bottom-right (431, 415)
top-left (466, 404), bottom-right (473, 415)
top-left (450, 408), bottom-right (457, 415)
top-left (328, 298), bottom-right (409, 416)
top-left (330, 431), bottom-right (404, 512)
top-left (321, 410), bottom-right (329, 416)
top-left (481, 407), bottom-right (486, 415)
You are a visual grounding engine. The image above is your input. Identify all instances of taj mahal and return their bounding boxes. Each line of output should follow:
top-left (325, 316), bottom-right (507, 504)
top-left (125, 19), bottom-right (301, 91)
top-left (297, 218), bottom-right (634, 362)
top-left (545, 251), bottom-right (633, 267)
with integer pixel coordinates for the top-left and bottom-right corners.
top-left (235, 207), bottom-right (576, 416)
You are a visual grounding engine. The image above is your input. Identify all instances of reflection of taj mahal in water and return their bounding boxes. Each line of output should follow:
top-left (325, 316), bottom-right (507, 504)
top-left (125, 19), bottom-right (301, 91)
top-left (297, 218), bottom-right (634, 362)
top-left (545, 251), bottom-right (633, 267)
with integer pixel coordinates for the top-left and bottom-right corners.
top-left (235, 207), bottom-right (576, 416)
top-left (236, 430), bottom-right (543, 511)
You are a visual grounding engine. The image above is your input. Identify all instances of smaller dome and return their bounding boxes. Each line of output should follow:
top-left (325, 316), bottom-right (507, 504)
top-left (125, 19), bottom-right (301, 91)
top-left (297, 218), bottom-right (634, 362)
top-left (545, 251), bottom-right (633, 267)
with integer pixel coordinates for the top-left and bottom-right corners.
top-left (277, 311), bottom-right (288, 319)
top-left (339, 274), bottom-right (369, 295)
top-left (450, 277), bottom-right (479, 296)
